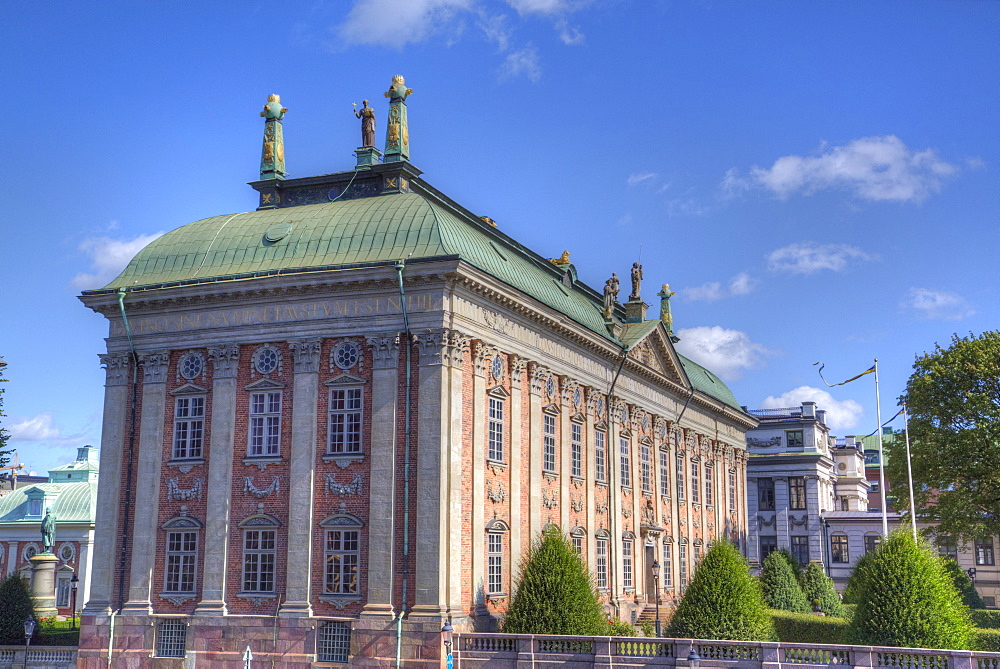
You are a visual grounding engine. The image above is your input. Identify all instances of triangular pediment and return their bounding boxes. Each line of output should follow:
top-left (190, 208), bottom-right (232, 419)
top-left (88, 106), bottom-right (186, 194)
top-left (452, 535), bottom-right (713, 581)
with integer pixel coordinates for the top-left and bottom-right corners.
top-left (245, 377), bottom-right (286, 391)
top-left (570, 411), bottom-right (586, 424)
top-left (623, 322), bottom-right (689, 388)
top-left (325, 373), bottom-right (367, 387)
top-left (487, 385), bottom-right (510, 399)
top-left (542, 402), bottom-right (561, 416)
top-left (170, 382), bottom-right (208, 396)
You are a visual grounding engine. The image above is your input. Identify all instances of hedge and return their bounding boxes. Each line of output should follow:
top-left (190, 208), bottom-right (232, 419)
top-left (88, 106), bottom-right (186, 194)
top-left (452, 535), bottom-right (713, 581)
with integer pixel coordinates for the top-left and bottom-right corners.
top-left (971, 609), bottom-right (1000, 630)
top-left (771, 610), bottom-right (850, 645)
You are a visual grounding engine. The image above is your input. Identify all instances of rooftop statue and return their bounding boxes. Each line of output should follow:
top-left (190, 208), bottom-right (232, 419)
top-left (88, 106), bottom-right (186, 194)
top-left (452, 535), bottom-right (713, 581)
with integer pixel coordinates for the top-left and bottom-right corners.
top-left (259, 94), bottom-right (288, 180)
top-left (629, 262), bottom-right (643, 301)
top-left (383, 75), bottom-right (413, 162)
top-left (658, 283), bottom-right (675, 333)
top-left (353, 99), bottom-right (376, 148)
top-left (603, 272), bottom-right (620, 319)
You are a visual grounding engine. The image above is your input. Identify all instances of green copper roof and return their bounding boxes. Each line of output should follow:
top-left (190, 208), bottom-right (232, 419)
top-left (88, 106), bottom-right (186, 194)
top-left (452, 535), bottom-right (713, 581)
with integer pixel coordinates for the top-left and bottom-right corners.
top-left (98, 192), bottom-right (614, 338)
top-left (679, 356), bottom-right (742, 410)
top-left (0, 482), bottom-right (98, 524)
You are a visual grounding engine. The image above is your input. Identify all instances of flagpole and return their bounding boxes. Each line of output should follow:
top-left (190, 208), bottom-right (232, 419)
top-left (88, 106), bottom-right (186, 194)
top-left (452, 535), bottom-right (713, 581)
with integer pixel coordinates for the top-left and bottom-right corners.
top-left (873, 359), bottom-right (889, 537)
top-left (902, 402), bottom-right (918, 541)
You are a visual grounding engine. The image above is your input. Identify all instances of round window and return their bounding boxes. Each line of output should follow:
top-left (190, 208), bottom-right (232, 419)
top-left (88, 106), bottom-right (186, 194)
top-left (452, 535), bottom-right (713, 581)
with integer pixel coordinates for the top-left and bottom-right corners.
top-left (254, 347), bottom-right (279, 374)
top-left (546, 377), bottom-right (555, 397)
top-left (334, 342), bottom-right (359, 370)
top-left (59, 544), bottom-right (74, 561)
top-left (621, 407), bottom-right (628, 424)
top-left (573, 387), bottom-right (581, 408)
top-left (179, 352), bottom-right (203, 380)
top-left (491, 355), bottom-right (503, 380)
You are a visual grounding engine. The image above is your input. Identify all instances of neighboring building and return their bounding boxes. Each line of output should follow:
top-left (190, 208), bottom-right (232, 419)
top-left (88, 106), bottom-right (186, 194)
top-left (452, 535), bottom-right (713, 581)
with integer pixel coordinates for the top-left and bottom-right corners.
top-left (76, 83), bottom-right (757, 667)
top-left (0, 445), bottom-right (99, 615)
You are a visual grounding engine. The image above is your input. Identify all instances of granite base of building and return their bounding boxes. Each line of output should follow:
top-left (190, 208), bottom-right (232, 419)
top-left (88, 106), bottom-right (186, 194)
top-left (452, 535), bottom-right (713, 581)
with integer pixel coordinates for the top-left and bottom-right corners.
top-left (77, 614), bottom-right (446, 667)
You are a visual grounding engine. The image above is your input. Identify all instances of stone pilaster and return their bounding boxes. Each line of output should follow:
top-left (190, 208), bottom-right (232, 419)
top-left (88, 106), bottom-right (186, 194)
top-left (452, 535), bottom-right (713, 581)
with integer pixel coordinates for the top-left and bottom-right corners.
top-left (409, 329), bottom-right (467, 623)
top-left (508, 356), bottom-right (525, 580)
top-left (559, 382), bottom-right (572, 530)
top-left (121, 351), bottom-right (169, 615)
top-left (82, 352), bottom-right (130, 615)
top-left (195, 344), bottom-right (239, 615)
top-left (470, 342), bottom-right (492, 625)
top-left (608, 398), bottom-right (625, 603)
top-left (527, 365), bottom-right (546, 540)
top-left (279, 338), bottom-right (321, 617)
top-left (360, 335), bottom-right (400, 619)
top-left (585, 389), bottom-right (598, 566)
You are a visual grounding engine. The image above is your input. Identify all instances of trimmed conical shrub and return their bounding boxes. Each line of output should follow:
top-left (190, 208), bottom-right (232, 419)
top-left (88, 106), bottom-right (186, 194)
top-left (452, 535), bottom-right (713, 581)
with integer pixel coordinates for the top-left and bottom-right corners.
top-left (777, 548), bottom-right (804, 583)
top-left (501, 527), bottom-right (608, 636)
top-left (0, 574), bottom-right (37, 644)
top-left (801, 562), bottom-right (845, 617)
top-left (666, 541), bottom-right (775, 641)
top-left (849, 531), bottom-right (974, 649)
top-left (942, 558), bottom-right (985, 610)
top-left (760, 550), bottom-right (810, 613)
top-left (842, 551), bottom-right (872, 605)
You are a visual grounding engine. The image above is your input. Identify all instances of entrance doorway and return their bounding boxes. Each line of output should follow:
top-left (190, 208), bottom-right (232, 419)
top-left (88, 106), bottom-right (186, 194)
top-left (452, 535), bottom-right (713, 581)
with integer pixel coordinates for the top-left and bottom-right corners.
top-left (644, 544), bottom-right (656, 602)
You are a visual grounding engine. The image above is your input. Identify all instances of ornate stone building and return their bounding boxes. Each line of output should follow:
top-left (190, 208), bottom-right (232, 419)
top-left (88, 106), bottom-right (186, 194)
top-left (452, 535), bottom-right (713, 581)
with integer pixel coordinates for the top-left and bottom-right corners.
top-left (77, 81), bottom-right (756, 667)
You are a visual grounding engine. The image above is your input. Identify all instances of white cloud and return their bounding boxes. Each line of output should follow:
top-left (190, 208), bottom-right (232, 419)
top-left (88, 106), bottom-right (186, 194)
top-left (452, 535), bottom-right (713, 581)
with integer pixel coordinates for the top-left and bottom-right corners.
top-left (9, 413), bottom-right (61, 441)
top-left (728, 135), bottom-right (958, 203)
top-left (71, 232), bottom-right (163, 290)
top-left (901, 288), bottom-right (975, 321)
top-left (675, 326), bottom-right (777, 381)
top-left (554, 17), bottom-right (584, 44)
top-left (684, 273), bottom-right (758, 301)
top-left (627, 172), bottom-right (657, 186)
top-left (500, 45), bottom-right (542, 82)
top-left (758, 386), bottom-right (864, 431)
top-left (766, 242), bottom-right (874, 274)
top-left (478, 12), bottom-right (511, 50)
top-left (505, 0), bottom-right (582, 14)
top-left (337, 0), bottom-right (474, 46)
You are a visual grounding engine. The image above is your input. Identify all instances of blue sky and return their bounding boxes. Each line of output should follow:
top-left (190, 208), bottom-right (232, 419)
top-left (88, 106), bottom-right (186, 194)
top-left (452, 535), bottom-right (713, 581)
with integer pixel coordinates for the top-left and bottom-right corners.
top-left (3, 1), bottom-right (998, 475)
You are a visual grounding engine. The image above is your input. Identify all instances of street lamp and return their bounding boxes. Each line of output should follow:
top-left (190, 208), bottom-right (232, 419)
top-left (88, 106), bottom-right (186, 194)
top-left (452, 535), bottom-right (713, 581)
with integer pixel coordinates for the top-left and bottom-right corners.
top-left (23, 616), bottom-right (35, 669)
top-left (687, 647), bottom-right (701, 669)
top-left (651, 558), bottom-right (661, 637)
top-left (441, 620), bottom-right (454, 664)
top-left (70, 574), bottom-right (80, 630)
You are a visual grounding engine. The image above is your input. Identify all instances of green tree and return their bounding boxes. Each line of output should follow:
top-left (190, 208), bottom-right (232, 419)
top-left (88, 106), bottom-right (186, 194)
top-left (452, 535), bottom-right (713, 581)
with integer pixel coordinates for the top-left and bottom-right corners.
top-left (842, 551), bottom-right (872, 605)
top-left (667, 541), bottom-right (775, 641)
top-left (888, 332), bottom-right (1000, 541)
top-left (760, 550), bottom-right (810, 613)
top-left (849, 530), bottom-right (974, 649)
top-left (941, 558), bottom-right (985, 609)
top-left (776, 548), bottom-right (804, 584)
top-left (800, 562), bottom-right (845, 617)
top-left (0, 573), bottom-right (37, 644)
top-left (501, 528), bottom-right (608, 636)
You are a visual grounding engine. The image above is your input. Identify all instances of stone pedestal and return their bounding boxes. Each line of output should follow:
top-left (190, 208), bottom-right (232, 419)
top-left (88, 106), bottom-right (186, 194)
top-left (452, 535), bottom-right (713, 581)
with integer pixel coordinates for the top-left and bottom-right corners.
top-left (354, 146), bottom-right (383, 168)
top-left (29, 552), bottom-right (59, 617)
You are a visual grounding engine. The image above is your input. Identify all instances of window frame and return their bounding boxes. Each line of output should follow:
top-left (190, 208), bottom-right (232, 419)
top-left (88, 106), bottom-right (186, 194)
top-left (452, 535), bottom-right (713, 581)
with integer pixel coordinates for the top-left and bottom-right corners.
top-left (571, 422), bottom-right (583, 478)
top-left (675, 453), bottom-right (686, 501)
top-left (172, 395), bottom-right (205, 460)
top-left (249, 390), bottom-right (282, 457)
top-left (639, 442), bottom-right (651, 494)
top-left (596, 536), bottom-right (609, 589)
top-left (790, 535), bottom-right (810, 565)
top-left (662, 542), bottom-right (673, 589)
top-left (760, 535), bottom-right (778, 560)
top-left (619, 437), bottom-right (631, 489)
top-left (164, 530), bottom-right (199, 594)
top-left (543, 414), bottom-right (557, 472)
top-left (595, 430), bottom-right (607, 483)
top-left (831, 534), bottom-right (850, 563)
top-left (488, 396), bottom-right (505, 462)
top-left (328, 386), bottom-right (363, 456)
top-left (659, 449), bottom-right (670, 497)
top-left (728, 468), bottom-right (737, 511)
top-left (789, 476), bottom-right (807, 510)
top-left (976, 539), bottom-right (996, 566)
top-left (704, 461), bottom-right (714, 507)
top-left (241, 528), bottom-right (277, 594)
top-left (758, 477), bottom-right (775, 511)
top-left (786, 429), bottom-right (804, 449)
top-left (863, 534), bottom-right (881, 554)
top-left (622, 538), bottom-right (634, 589)
top-left (690, 459), bottom-right (700, 504)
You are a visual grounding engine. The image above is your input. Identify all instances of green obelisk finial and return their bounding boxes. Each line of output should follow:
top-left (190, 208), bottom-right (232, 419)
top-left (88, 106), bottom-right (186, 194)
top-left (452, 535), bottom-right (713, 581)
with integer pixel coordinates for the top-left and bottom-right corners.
top-left (383, 75), bottom-right (412, 163)
top-left (259, 94), bottom-right (288, 180)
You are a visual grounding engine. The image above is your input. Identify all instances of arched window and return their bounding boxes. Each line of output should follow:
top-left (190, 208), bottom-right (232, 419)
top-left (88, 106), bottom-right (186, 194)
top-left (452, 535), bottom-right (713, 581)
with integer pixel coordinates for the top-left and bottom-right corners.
top-left (319, 509), bottom-right (364, 606)
top-left (485, 519), bottom-right (510, 598)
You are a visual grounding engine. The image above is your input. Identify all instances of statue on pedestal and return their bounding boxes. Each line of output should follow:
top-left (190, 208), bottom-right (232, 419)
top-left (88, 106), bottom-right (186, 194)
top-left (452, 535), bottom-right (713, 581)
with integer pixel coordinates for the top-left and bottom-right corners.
top-left (658, 284), bottom-right (676, 333)
top-left (630, 262), bottom-right (644, 301)
top-left (41, 508), bottom-right (56, 553)
top-left (602, 273), bottom-right (620, 319)
top-left (353, 99), bottom-right (376, 148)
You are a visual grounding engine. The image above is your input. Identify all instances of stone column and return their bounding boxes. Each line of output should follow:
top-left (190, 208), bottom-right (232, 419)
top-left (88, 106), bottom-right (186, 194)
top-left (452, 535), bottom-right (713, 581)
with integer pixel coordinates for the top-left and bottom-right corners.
top-left (194, 344), bottom-right (239, 615)
top-left (585, 390), bottom-right (598, 562)
top-left (508, 356), bottom-right (525, 573)
top-left (608, 398), bottom-right (623, 604)
top-left (559, 383), bottom-right (572, 530)
top-left (121, 351), bottom-right (169, 615)
top-left (527, 365), bottom-right (545, 540)
top-left (470, 342), bottom-right (491, 624)
top-left (279, 339), bottom-right (321, 617)
top-left (360, 335), bottom-right (400, 619)
top-left (30, 552), bottom-right (59, 616)
top-left (409, 329), bottom-right (467, 622)
top-left (82, 353), bottom-right (130, 615)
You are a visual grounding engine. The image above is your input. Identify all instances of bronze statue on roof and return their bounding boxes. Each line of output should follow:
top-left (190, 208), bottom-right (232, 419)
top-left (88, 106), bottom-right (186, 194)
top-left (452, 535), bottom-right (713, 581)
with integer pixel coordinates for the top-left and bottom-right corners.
top-left (353, 100), bottom-right (376, 148)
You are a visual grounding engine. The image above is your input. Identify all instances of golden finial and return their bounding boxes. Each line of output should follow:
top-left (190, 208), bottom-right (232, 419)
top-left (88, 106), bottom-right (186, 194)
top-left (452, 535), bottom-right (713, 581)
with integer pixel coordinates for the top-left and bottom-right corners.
top-left (548, 250), bottom-right (571, 266)
top-left (480, 216), bottom-right (497, 227)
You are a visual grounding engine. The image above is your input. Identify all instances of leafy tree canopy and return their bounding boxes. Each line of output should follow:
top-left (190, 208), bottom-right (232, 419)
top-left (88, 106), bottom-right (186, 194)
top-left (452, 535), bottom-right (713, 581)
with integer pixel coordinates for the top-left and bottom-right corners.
top-left (888, 332), bottom-right (1000, 541)
top-left (941, 558), bottom-right (986, 610)
top-left (501, 528), bottom-right (608, 636)
top-left (667, 541), bottom-right (775, 641)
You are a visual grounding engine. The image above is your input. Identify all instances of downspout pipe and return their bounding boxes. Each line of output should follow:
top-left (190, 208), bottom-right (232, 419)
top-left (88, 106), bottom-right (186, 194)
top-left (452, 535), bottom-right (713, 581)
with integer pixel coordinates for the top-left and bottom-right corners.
top-left (394, 260), bottom-right (413, 669)
top-left (115, 289), bottom-right (140, 611)
top-left (605, 343), bottom-right (629, 621)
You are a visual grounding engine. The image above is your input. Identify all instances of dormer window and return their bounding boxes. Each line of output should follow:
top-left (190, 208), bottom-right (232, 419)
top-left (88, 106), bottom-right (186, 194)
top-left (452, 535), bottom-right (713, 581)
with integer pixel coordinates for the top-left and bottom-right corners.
top-left (27, 499), bottom-right (43, 517)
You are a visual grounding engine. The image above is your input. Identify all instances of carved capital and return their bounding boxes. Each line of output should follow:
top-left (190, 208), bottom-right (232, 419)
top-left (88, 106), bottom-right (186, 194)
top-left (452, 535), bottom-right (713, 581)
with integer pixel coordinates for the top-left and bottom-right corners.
top-left (509, 355), bottom-right (526, 383)
top-left (366, 335), bottom-right (400, 370)
top-left (139, 351), bottom-right (170, 384)
top-left (288, 338), bottom-right (322, 374)
top-left (100, 352), bottom-right (131, 387)
top-left (208, 344), bottom-right (240, 379)
top-left (415, 329), bottom-right (468, 367)
top-left (473, 341), bottom-right (498, 378)
top-left (529, 364), bottom-right (551, 395)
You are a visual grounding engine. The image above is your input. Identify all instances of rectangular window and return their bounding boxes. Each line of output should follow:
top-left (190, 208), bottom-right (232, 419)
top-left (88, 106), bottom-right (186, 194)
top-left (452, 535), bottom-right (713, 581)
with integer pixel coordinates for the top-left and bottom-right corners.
top-left (864, 535), bottom-right (881, 554)
top-left (317, 622), bottom-right (351, 663)
top-left (729, 469), bottom-right (737, 511)
top-left (155, 620), bottom-right (187, 658)
top-left (831, 535), bottom-right (849, 563)
top-left (488, 397), bottom-right (504, 461)
top-left (790, 536), bottom-right (809, 565)
top-left (659, 450), bottom-right (670, 497)
top-left (324, 530), bottom-right (359, 594)
top-left (679, 544), bottom-right (688, 588)
top-left (977, 539), bottom-right (996, 566)
top-left (487, 532), bottom-right (504, 594)
top-left (328, 388), bottom-right (363, 454)
top-left (173, 396), bottom-right (205, 459)
top-left (704, 463), bottom-right (714, 507)
top-left (622, 540), bottom-right (634, 589)
top-left (937, 536), bottom-right (958, 561)
top-left (640, 443), bottom-right (651, 493)
top-left (56, 576), bottom-right (71, 607)
top-left (165, 531), bottom-right (198, 593)
top-left (676, 454), bottom-right (686, 500)
top-left (571, 423), bottom-right (582, 478)
top-left (619, 437), bottom-right (631, 488)
top-left (760, 535), bottom-right (778, 560)
top-left (758, 478), bottom-right (775, 511)
top-left (572, 535), bottom-right (583, 555)
top-left (242, 529), bottom-right (276, 593)
top-left (249, 391), bottom-right (281, 456)
top-left (27, 499), bottom-right (42, 516)
top-left (662, 543), bottom-right (673, 588)
top-left (543, 414), bottom-right (556, 472)
top-left (595, 431), bottom-right (607, 483)
top-left (690, 460), bottom-right (700, 504)
top-left (786, 430), bottom-right (804, 449)
top-left (596, 538), bottom-right (608, 589)
top-left (789, 476), bottom-right (807, 510)
top-left (693, 543), bottom-right (702, 566)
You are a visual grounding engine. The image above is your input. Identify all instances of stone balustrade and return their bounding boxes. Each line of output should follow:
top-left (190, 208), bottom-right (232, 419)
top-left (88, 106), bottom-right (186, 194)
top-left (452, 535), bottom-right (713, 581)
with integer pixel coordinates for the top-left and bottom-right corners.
top-left (0, 646), bottom-right (77, 669)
